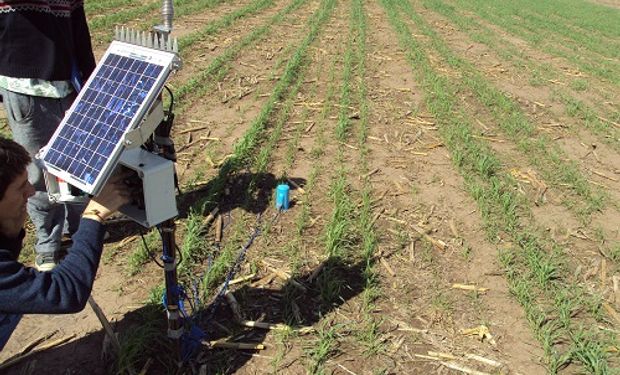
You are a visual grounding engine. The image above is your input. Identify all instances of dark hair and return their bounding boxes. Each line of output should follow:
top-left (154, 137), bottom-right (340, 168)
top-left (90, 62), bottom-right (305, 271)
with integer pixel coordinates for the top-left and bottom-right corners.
top-left (0, 137), bottom-right (31, 199)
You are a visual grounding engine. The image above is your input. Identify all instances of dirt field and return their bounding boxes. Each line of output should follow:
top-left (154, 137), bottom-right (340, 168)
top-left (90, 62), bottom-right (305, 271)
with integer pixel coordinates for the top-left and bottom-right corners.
top-left (590, 0), bottom-right (620, 9)
top-left (1, 0), bottom-right (619, 374)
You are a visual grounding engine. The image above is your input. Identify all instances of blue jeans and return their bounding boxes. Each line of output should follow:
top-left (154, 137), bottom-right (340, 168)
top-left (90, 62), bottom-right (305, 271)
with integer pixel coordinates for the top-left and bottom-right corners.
top-left (0, 88), bottom-right (84, 255)
top-left (0, 314), bottom-right (22, 351)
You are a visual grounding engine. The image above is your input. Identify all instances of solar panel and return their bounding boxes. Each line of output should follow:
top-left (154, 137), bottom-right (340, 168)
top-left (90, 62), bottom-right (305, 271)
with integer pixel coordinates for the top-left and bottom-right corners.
top-left (39, 41), bottom-right (176, 195)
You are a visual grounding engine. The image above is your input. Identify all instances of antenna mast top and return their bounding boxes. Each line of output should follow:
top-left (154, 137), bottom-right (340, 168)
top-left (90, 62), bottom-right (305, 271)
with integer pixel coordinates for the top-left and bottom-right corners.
top-left (154, 0), bottom-right (174, 37)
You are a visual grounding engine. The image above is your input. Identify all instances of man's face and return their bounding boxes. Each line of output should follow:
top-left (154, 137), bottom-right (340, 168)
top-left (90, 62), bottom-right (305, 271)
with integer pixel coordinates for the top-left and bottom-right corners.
top-left (0, 170), bottom-right (35, 234)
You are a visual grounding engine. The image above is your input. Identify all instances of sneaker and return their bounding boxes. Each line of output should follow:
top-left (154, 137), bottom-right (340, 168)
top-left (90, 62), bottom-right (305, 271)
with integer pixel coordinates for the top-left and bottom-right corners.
top-left (61, 234), bottom-right (73, 248)
top-left (34, 248), bottom-right (68, 271)
top-left (34, 252), bottom-right (58, 272)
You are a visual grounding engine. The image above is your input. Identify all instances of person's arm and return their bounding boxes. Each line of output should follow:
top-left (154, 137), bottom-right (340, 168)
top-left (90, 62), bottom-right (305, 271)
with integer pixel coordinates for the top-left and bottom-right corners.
top-left (0, 219), bottom-right (104, 314)
top-left (0, 174), bottom-right (130, 315)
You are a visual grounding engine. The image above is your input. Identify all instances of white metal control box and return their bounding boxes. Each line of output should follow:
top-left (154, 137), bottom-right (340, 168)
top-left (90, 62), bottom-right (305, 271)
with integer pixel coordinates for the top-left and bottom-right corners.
top-left (119, 148), bottom-right (178, 228)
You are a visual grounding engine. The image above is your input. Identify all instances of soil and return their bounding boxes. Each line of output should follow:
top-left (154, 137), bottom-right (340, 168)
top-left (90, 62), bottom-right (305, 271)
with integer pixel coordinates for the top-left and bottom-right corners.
top-left (590, 0), bottom-right (620, 9)
top-left (1, 0), bottom-right (618, 374)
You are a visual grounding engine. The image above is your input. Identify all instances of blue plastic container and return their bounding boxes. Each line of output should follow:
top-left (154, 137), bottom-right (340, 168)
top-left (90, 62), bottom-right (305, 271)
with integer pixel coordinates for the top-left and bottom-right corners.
top-left (275, 184), bottom-right (290, 210)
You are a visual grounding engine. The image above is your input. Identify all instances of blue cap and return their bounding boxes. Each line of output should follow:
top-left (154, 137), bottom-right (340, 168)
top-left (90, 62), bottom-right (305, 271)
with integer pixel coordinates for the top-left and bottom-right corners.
top-left (276, 184), bottom-right (290, 210)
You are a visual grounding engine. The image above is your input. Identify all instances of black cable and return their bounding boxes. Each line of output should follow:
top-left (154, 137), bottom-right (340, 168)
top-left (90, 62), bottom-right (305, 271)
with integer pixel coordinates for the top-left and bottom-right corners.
top-left (164, 85), bottom-right (174, 114)
top-left (140, 229), bottom-right (164, 268)
top-left (175, 243), bottom-right (183, 267)
top-left (160, 84), bottom-right (181, 194)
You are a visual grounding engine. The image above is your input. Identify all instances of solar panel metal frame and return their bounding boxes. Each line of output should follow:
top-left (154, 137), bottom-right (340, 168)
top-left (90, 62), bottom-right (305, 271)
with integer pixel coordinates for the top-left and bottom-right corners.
top-left (39, 41), bottom-right (176, 196)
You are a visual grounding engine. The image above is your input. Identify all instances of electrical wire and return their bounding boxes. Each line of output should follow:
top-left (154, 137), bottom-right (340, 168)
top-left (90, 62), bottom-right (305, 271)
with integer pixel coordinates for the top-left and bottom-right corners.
top-left (139, 229), bottom-right (164, 268)
top-left (197, 210), bottom-right (282, 323)
top-left (155, 225), bottom-right (183, 267)
top-left (164, 85), bottom-right (174, 113)
top-left (175, 243), bottom-right (183, 267)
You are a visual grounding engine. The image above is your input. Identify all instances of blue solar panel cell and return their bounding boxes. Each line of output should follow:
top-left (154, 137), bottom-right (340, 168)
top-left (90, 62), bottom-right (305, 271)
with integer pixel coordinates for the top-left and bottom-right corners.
top-left (41, 41), bottom-right (174, 194)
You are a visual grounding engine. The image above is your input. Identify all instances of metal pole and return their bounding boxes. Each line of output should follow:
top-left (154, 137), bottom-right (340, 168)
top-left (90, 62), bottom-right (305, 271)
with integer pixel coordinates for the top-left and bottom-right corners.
top-left (156, 0), bottom-right (182, 364)
top-left (160, 218), bottom-right (182, 363)
top-left (162, 0), bottom-right (174, 33)
top-left (155, 0), bottom-right (174, 37)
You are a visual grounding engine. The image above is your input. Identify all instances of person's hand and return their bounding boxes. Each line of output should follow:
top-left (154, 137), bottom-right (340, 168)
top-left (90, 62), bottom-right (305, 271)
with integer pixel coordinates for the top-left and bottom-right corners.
top-left (82, 172), bottom-right (132, 223)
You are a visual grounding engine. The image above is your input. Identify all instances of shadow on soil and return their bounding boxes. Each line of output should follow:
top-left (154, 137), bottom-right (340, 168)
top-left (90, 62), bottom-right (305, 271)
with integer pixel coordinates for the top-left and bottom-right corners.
top-left (177, 171), bottom-right (307, 217)
top-left (5, 172), bottom-right (354, 374)
top-left (190, 256), bottom-right (367, 374)
top-left (4, 258), bottom-right (366, 375)
top-left (104, 171), bottom-right (305, 240)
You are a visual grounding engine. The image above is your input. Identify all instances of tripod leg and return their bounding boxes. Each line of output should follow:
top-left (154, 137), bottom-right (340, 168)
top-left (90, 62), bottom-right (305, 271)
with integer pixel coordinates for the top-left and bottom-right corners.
top-left (88, 295), bottom-right (122, 356)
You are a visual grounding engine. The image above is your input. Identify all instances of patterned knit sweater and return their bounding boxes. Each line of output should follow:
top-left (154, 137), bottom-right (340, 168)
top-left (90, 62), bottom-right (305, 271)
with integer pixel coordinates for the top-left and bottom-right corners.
top-left (0, 0), bottom-right (96, 81)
